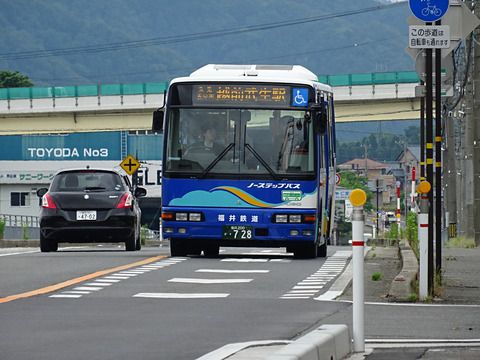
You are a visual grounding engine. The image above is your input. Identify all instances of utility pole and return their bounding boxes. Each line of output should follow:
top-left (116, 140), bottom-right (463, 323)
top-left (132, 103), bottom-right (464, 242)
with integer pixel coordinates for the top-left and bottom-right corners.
top-left (425, 43), bottom-right (435, 295)
top-left (464, 34), bottom-right (475, 239)
top-left (473, 0), bottom-right (480, 246)
top-left (435, 19), bottom-right (442, 275)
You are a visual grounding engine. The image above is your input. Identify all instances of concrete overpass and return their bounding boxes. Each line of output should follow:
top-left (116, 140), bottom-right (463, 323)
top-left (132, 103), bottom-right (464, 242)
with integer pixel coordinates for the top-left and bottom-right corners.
top-left (0, 71), bottom-right (421, 135)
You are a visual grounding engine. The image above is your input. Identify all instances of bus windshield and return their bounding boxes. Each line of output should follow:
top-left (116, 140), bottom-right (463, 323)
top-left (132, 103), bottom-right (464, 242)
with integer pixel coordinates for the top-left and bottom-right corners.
top-left (164, 108), bottom-right (315, 178)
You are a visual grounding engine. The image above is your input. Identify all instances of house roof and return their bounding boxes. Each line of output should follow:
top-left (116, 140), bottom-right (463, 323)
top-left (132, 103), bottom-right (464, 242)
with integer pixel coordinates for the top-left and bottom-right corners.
top-left (338, 158), bottom-right (389, 170)
top-left (396, 146), bottom-right (421, 162)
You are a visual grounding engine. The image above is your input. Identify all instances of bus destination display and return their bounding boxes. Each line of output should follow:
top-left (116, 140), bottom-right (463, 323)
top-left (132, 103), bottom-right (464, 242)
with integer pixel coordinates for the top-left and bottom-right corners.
top-left (192, 84), bottom-right (291, 107)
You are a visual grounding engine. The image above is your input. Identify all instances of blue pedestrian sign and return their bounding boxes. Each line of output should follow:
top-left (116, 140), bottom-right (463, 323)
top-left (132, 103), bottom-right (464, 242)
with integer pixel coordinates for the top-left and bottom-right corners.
top-left (409, 0), bottom-right (449, 22)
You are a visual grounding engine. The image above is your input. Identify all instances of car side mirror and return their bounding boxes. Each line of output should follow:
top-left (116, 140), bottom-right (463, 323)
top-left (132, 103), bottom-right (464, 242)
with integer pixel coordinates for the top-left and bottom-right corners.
top-left (152, 110), bottom-right (164, 132)
top-left (36, 188), bottom-right (48, 197)
top-left (134, 187), bottom-right (147, 198)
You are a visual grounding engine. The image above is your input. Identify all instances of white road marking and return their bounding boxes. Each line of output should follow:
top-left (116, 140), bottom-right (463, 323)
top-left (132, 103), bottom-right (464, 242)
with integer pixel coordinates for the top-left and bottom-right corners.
top-left (196, 269), bottom-right (270, 274)
top-left (169, 278), bottom-right (253, 284)
top-left (85, 282), bottom-right (112, 286)
top-left (49, 294), bottom-right (82, 298)
top-left (298, 282), bottom-right (326, 286)
top-left (62, 291), bottom-right (91, 295)
top-left (74, 286), bottom-right (103, 291)
top-left (293, 285), bottom-right (324, 290)
top-left (221, 258), bottom-right (268, 263)
top-left (102, 276), bottom-right (130, 280)
top-left (112, 273), bottom-right (138, 277)
top-left (133, 293), bottom-right (230, 299)
top-left (289, 289), bottom-right (319, 293)
top-left (280, 250), bottom-right (350, 300)
top-left (280, 296), bottom-right (310, 299)
top-left (0, 249), bottom-right (39, 257)
top-left (95, 279), bottom-right (121, 283)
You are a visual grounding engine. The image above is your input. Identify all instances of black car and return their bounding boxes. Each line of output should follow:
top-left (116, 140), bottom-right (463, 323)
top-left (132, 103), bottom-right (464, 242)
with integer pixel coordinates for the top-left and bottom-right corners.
top-left (37, 168), bottom-right (146, 252)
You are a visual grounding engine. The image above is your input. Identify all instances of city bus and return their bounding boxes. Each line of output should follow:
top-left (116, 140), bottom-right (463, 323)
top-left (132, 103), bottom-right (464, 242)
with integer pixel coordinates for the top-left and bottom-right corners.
top-left (152, 64), bottom-right (336, 258)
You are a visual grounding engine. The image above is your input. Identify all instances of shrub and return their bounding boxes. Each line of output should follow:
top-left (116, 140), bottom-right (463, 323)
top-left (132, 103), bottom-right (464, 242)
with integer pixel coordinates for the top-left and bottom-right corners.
top-left (0, 218), bottom-right (5, 239)
top-left (22, 223), bottom-right (30, 240)
top-left (140, 225), bottom-right (149, 245)
top-left (371, 272), bottom-right (383, 281)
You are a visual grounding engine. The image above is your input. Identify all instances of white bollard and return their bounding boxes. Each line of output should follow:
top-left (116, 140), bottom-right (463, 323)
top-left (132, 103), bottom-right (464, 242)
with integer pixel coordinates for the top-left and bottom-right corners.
top-left (417, 181), bottom-right (431, 300)
top-left (349, 189), bottom-right (367, 353)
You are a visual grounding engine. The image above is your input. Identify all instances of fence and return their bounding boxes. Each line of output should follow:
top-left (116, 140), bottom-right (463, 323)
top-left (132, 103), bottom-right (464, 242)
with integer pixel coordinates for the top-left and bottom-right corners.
top-left (0, 214), bottom-right (39, 228)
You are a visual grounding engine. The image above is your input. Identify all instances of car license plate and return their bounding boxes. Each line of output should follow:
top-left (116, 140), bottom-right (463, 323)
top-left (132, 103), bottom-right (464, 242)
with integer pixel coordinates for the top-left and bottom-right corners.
top-left (222, 225), bottom-right (253, 240)
top-left (76, 210), bottom-right (97, 221)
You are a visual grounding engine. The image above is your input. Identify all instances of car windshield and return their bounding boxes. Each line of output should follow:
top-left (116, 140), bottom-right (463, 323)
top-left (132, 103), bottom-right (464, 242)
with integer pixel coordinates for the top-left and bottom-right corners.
top-left (50, 171), bottom-right (124, 192)
top-left (164, 108), bottom-right (315, 178)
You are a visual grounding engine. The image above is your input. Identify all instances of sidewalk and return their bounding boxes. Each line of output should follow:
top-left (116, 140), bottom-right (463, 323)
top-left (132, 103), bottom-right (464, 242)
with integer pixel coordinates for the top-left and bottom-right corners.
top-left (442, 246), bottom-right (480, 304)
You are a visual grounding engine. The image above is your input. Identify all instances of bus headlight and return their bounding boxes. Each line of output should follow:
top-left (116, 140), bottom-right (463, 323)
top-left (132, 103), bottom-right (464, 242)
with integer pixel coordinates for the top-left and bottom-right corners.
top-left (189, 213), bottom-right (202, 222)
top-left (274, 214), bottom-right (288, 223)
top-left (289, 215), bottom-right (302, 223)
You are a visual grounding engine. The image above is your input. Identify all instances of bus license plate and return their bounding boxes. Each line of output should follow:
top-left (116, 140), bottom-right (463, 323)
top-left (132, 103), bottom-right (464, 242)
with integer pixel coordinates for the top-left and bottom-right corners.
top-left (76, 210), bottom-right (97, 221)
top-left (223, 225), bottom-right (253, 240)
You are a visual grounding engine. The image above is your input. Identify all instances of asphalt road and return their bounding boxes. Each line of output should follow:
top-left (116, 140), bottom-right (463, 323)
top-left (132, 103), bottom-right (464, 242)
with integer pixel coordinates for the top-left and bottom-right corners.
top-left (1, 245), bottom-right (479, 360)
top-left (0, 245), bottom-right (351, 360)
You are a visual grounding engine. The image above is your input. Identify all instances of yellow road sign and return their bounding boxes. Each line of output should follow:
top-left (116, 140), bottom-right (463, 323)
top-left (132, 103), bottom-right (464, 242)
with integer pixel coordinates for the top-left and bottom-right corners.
top-left (120, 155), bottom-right (140, 175)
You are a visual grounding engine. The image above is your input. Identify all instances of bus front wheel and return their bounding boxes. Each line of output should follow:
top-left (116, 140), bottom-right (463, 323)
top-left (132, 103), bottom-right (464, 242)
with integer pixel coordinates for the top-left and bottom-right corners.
top-left (317, 242), bottom-right (327, 257)
top-left (204, 244), bottom-right (219, 257)
top-left (293, 242), bottom-right (317, 259)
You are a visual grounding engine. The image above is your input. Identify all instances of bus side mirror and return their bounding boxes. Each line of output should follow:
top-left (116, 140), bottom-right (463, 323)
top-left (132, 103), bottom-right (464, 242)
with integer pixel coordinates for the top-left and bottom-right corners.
top-left (152, 110), bottom-right (164, 132)
top-left (309, 105), bottom-right (327, 135)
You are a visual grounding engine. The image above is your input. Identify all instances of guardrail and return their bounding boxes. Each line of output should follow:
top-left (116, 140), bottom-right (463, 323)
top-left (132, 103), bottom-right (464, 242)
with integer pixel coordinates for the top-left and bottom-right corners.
top-left (0, 214), bottom-right (40, 228)
top-left (0, 82), bottom-right (168, 100)
top-left (0, 71), bottom-right (420, 101)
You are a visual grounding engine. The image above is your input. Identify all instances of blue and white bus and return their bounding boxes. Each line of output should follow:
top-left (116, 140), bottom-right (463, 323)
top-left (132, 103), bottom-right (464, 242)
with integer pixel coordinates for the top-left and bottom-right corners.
top-left (153, 64), bottom-right (336, 258)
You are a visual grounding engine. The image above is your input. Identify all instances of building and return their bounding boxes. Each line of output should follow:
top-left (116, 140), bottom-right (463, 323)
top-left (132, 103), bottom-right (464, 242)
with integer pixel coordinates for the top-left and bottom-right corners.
top-left (0, 131), bottom-right (163, 230)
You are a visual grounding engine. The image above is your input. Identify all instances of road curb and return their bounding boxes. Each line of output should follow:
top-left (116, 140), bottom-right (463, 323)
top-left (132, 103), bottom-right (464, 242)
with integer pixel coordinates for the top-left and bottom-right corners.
top-left (0, 239), bottom-right (39, 248)
top-left (202, 324), bottom-right (352, 360)
top-left (388, 240), bottom-right (418, 301)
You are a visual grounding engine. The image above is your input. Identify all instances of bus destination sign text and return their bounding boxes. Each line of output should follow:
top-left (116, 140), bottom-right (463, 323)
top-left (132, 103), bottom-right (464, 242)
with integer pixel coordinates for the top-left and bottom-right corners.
top-left (192, 84), bottom-right (290, 107)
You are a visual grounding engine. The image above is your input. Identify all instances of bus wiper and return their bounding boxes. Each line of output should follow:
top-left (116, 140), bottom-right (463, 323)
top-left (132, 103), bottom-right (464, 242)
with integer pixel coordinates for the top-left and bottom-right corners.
top-left (198, 143), bottom-right (234, 179)
top-left (245, 143), bottom-right (279, 180)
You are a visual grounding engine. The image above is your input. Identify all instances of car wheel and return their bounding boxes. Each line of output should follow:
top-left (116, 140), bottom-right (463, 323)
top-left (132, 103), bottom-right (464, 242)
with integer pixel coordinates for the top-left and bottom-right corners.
top-left (40, 233), bottom-right (50, 252)
top-left (135, 230), bottom-right (142, 251)
top-left (170, 238), bottom-right (187, 257)
top-left (125, 233), bottom-right (136, 251)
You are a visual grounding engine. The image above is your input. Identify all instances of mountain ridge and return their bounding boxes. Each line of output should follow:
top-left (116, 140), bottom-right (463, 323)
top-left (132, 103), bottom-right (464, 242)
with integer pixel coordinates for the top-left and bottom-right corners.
top-left (0, 0), bottom-right (413, 86)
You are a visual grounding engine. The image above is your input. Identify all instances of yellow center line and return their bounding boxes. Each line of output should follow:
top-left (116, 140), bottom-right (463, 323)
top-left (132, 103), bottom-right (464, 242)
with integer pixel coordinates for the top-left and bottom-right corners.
top-left (0, 255), bottom-right (166, 304)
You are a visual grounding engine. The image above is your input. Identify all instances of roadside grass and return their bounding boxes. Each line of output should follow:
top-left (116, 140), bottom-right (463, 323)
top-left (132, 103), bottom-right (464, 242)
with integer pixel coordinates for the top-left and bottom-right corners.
top-left (371, 271), bottom-right (382, 281)
top-left (445, 236), bottom-right (476, 249)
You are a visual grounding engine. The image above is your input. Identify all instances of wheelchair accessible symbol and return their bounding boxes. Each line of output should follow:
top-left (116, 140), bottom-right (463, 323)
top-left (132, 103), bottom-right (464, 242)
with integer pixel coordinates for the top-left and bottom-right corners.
top-left (292, 88), bottom-right (308, 107)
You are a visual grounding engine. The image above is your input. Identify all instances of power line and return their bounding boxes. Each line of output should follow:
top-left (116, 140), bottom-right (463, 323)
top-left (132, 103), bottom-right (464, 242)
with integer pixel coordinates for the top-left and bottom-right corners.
top-left (31, 35), bottom-right (406, 84)
top-left (0, 2), bottom-right (407, 61)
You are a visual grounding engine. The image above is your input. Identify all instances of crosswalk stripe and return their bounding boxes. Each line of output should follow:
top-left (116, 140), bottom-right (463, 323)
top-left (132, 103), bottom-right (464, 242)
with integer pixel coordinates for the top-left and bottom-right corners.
top-left (133, 293), bottom-right (230, 299)
top-left (196, 269), bottom-right (270, 274)
top-left (169, 278), bottom-right (253, 284)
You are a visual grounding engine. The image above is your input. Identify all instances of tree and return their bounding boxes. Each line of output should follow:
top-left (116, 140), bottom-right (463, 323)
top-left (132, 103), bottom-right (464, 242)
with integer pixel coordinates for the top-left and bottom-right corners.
top-left (338, 171), bottom-right (373, 211)
top-left (0, 70), bottom-right (33, 88)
